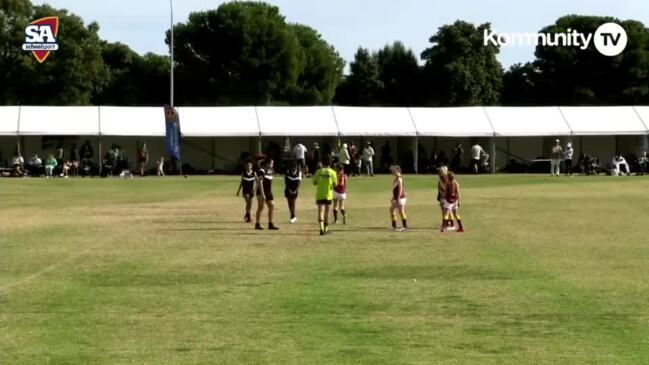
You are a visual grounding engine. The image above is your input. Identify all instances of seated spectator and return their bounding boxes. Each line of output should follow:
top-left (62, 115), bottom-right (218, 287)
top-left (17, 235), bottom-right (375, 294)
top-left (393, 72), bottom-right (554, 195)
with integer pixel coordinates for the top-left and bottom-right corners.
top-left (60, 160), bottom-right (72, 178)
top-left (638, 151), bottom-right (648, 175)
top-left (612, 153), bottom-right (631, 176)
top-left (44, 154), bottom-right (57, 178)
top-left (29, 154), bottom-right (43, 177)
top-left (12, 153), bottom-right (24, 176)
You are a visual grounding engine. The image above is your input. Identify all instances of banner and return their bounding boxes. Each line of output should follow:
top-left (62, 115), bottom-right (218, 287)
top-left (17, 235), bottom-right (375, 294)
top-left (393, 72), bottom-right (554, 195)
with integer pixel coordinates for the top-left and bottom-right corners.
top-left (164, 105), bottom-right (181, 161)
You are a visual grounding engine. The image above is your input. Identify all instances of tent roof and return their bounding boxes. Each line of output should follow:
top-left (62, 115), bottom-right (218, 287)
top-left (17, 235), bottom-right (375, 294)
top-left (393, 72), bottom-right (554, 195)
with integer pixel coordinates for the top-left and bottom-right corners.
top-left (0, 106), bottom-right (19, 136)
top-left (257, 106), bottom-right (337, 137)
top-left (487, 107), bottom-right (571, 137)
top-left (561, 106), bottom-right (648, 135)
top-left (334, 106), bottom-right (416, 136)
top-left (19, 106), bottom-right (99, 136)
top-left (631, 106), bottom-right (649, 132)
top-left (178, 107), bottom-right (259, 137)
top-left (100, 107), bottom-right (165, 137)
top-left (410, 107), bottom-right (494, 137)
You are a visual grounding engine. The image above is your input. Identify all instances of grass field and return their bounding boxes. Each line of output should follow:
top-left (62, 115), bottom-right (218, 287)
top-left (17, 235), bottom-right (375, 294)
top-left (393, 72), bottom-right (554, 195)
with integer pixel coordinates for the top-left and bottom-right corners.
top-left (1, 174), bottom-right (649, 364)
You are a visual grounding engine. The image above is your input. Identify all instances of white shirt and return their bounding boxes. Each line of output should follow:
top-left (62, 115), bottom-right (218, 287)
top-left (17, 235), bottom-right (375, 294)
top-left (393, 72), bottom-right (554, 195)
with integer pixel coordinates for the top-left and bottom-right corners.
top-left (564, 147), bottom-right (574, 160)
top-left (293, 144), bottom-right (307, 160)
top-left (13, 156), bottom-right (24, 165)
top-left (362, 147), bottom-right (375, 161)
top-left (470, 145), bottom-right (485, 160)
top-left (30, 157), bottom-right (42, 166)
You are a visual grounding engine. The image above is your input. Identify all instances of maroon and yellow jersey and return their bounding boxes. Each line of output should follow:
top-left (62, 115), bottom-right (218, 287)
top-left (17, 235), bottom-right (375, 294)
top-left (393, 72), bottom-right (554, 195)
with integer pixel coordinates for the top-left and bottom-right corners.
top-left (392, 177), bottom-right (406, 200)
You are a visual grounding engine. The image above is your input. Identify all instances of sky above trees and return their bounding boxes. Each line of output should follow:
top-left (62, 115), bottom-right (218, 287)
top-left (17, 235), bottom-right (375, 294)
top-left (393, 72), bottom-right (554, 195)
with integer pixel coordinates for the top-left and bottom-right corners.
top-left (32, 0), bottom-right (649, 68)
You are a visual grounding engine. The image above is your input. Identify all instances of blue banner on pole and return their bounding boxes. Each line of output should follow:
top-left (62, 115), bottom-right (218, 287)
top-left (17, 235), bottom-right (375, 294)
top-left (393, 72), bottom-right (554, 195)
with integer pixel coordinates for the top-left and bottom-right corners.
top-left (164, 105), bottom-right (181, 161)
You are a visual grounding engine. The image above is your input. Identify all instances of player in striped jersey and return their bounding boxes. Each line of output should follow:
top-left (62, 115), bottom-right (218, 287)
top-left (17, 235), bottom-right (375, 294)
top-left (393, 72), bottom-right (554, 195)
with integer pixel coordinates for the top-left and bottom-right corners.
top-left (389, 165), bottom-right (408, 231)
top-left (284, 160), bottom-right (303, 224)
top-left (441, 172), bottom-right (464, 233)
top-left (255, 159), bottom-right (279, 231)
top-left (333, 164), bottom-right (348, 225)
top-left (236, 160), bottom-right (255, 223)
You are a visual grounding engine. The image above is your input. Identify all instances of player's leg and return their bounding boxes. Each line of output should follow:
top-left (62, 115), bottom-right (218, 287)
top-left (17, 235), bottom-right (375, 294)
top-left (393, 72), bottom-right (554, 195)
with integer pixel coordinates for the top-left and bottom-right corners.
top-left (324, 203), bottom-right (331, 233)
top-left (267, 200), bottom-right (278, 230)
top-left (333, 199), bottom-right (339, 224)
top-left (244, 196), bottom-right (252, 222)
top-left (317, 204), bottom-right (325, 235)
top-left (255, 196), bottom-right (265, 230)
top-left (390, 203), bottom-right (398, 230)
top-left (340, 199), bottom-right (347, 225)
top-left (398, 203), bottom-right (408, 230)
top-left (454, 205), bottom-right (464, 232)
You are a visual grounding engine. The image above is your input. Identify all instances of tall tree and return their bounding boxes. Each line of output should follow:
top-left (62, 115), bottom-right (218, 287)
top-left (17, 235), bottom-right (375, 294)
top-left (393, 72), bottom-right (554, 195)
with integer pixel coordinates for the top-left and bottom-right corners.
top-left (421, 20), bottom-right (503, 106)
top-left (334, 47), bottom-right (382, 105)
top-left (0, 1), bottom-right (108, 105)
top-left (286, 24), bottom-right (344, 105)
top-left (531, 16), bottom-right (649, 105)
top-left (376, 41), bottom-right (422, 106)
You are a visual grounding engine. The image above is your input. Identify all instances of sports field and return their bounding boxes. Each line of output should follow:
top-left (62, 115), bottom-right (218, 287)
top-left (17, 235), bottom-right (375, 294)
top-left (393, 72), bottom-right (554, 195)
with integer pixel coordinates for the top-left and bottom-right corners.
top-left (1, 175), bottom-right (649, 364)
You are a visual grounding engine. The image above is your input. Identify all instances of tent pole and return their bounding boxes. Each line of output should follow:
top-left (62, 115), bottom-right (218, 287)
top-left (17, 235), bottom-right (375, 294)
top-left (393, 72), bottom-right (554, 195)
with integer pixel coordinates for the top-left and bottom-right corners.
top-left (413, 136), bottom-right (419, 174)
top-left (490, 137), bottom-right (496, 174)
top-left (98, 138), bottom-right (102, 175)
top-left (257, 136), bottom-right (262, 155)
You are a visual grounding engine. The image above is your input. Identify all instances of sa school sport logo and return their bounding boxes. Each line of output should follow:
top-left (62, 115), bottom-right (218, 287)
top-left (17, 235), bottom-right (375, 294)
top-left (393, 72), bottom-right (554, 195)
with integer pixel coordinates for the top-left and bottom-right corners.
top-left (22, 16), bottom-right (60, 63)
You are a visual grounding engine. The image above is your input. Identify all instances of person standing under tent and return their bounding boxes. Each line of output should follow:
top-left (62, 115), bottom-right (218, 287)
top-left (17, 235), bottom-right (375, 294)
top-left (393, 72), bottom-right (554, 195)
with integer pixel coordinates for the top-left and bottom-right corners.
top-left (441, 172), bottom-right (464, 233)
top-left (313, 156), bottom-right (338, 236)
top-left (69, 144), bottom-right (80, 177)
top-left (564, 142), bottom-right (574, 176)
top-left (293, 142), bottom-right (308, 176)
top-left (236, 160), bottom-right (256, 223)
top-left (389, 165), bottom-right (408, 232)
top-left (452, 142), bottom-right (464, 171)
top-left (362, 142), bottom-right (375, 176)
top-left (333, 164), bottom-right (348, 225)
top-left (338, 143), bottom-right (351, 176)
top-left (255, 159), bottom-right (279, 231)
top-left (470, 142), bottom-right (486, 174)
top-left (156, 157), bottom-right (165, 177)
top-left (550, 139), bottom-right (563, 176)
top-left (284, 160), bottom-right (303, 224)
top-left (309, 142), bottom-right (321, 176)
top-left (137, 143), bottom-right (149, 177)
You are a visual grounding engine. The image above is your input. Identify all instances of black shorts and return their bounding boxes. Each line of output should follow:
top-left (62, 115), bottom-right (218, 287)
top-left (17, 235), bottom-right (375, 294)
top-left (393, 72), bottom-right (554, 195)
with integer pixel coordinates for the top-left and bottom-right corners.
top-left (316, 199), bottom-right (333, 206)
top-left (138, 157), bottom-right (147, 163)
top-left (242, 189), bottom-right (253, 199)
top-left (471, 158), bottom-right (480, 165)
top-left (285, 189), bottom-right (299, 199)
top-left (297, 159), bottom-right (305, 168)
top-left (257, 191), bottom-right (273, 201)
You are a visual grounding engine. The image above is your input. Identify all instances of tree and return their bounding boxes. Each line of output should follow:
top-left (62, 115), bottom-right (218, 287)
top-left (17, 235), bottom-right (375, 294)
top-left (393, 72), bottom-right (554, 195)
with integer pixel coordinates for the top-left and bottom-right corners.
top-left (502, 62), bottom-right (538, 105)
top-left (334, 47), bottom-right (382, 105)
top-left (376, 41), bottom-right (422, 106)
top-left (531, 16), bottom-right (649, 105)
top-left (0, 1), bottom-right (108, 105)
top-left (421, 20), bottom-right (503, 106)
top-left (170, 1), bottom-right (344, 105)
top-left (286, 24), bottom-right (344, 105)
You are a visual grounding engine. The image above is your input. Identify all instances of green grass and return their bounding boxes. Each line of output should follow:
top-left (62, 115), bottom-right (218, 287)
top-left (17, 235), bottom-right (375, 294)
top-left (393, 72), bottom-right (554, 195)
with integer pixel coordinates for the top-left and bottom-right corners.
top-left (1, 174), bottom-right (649, 364)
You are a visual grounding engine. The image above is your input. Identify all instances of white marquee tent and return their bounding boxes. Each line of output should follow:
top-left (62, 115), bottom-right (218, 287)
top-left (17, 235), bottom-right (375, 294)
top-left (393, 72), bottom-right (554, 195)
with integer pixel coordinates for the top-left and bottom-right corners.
top-left (2, 105), bottom-right (648, 173)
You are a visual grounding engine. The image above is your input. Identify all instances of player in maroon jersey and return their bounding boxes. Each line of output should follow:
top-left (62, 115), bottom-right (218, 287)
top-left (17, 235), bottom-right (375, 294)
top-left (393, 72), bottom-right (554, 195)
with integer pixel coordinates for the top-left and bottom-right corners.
top-left (441, 172), bottom-right (464, 233)
top-left (333, 164), bottom-right (348, 225)
top-left (389, 165), bottom-right (408, 231)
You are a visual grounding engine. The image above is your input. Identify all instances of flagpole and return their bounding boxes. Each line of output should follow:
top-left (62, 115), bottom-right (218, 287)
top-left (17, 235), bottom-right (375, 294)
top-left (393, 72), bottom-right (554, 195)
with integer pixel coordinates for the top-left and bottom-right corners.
top-left (169, 0), bottom-right (174, 107)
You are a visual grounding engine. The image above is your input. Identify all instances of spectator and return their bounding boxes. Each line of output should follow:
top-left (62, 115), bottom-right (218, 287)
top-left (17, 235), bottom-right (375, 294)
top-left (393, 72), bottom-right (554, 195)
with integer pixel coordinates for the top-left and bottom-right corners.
top-left (362, 141), bottom-right (375, 176)
top-left (550, 139), bottom-right (563, 176)
top-left (157, 157), bottom-right (165, 176)
top-left (612, 153), bottom-right (630, 176)
top-left (292, 142), bottom-right (308, 175)
top-left (12, 152), bottom-right (24, 176)
top-left (638, 151), bottom-right (648, 175)
top-left (380, 141), bottom-right (392, 170)
top-left (44, 154), bottom-right (57, 178)
top-left (70, 143), bottom-right (80, 177)
top-left (138, 143), bottom-right (149, 177)
top-left (470, 142), bottom-right (486, 174)
top-left (338, 143), bottom-right (351, 176)
top-left (309, 142), bottom-right (321, 175)
top-left (60, 160), bottom-right (72, 178)
top-left (56, 143), bottom-right (64, 165)
top-left (452, 142), bottom-right (464, 171)
top-left (80, 140), bottom-right (93, 160)
top-left (29, 154), bottom-right (43, 177)
top-left (564, 142), bottom-right (574, 176)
